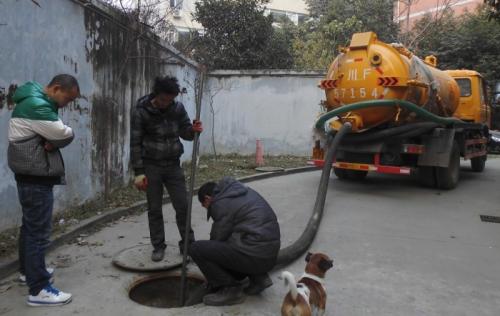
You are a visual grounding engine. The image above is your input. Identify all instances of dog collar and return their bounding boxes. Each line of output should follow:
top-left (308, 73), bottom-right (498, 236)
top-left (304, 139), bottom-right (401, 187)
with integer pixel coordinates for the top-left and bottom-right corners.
top-left (300, 272), bottom-right (324, 284)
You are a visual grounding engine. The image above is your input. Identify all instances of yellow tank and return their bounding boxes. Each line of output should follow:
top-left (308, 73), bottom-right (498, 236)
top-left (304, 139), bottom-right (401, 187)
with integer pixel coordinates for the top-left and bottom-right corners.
top-left (321, 32), bottom-right (461, 131)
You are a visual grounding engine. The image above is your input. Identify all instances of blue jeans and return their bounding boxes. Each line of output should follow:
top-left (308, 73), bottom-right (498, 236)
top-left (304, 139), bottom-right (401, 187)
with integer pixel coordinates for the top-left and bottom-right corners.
top-left (17, 182), bottom-right (54, 296)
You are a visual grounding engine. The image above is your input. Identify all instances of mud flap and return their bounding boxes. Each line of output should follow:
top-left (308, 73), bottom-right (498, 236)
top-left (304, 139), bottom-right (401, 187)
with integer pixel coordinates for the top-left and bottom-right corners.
top-left (418, 128), bottom-right (455, 167)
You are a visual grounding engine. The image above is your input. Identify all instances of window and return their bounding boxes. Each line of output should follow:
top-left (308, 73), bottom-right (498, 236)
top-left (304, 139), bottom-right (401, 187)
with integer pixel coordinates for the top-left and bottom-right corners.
top-left (480, 78), bottom-right (487, 105)
top-left (170, 0), bottom-right (182, 9)
top-left (298, 14), bottom-right (307, 24)
top-left (456, 78), bottom-right (472, 97)
top-left (269, 10), bottom-right (287, 22)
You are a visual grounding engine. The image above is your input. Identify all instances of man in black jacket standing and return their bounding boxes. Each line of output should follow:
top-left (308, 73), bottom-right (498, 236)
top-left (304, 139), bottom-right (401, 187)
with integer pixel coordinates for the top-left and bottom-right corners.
top-left (189, 177), bottom-right (281, 306)
top-left (130, 76), bottom-right (203, 262)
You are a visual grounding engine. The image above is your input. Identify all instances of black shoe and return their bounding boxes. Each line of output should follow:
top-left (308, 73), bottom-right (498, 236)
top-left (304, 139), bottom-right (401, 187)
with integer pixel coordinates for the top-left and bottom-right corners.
top-left (203, 285), bottom-right (246, 306)
top-left (185, 283), bottom-right (217, 306)
top-left (151, 248), bottom-right (165, 262)
top-left (244, 273), bottom-right (273, 295)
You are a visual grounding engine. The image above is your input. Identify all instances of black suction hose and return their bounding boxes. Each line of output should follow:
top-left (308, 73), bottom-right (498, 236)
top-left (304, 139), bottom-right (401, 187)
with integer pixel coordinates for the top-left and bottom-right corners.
top-left (390, 123), bottom-right (440, 141)
top-left (275, 122), bottom-right (352, 268)
top-left (342, 122), bottom-right (440, 144)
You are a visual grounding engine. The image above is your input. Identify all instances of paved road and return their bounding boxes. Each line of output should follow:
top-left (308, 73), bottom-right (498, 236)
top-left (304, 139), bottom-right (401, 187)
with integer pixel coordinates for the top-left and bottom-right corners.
top-left (1, 159), bottom-right (499, 316)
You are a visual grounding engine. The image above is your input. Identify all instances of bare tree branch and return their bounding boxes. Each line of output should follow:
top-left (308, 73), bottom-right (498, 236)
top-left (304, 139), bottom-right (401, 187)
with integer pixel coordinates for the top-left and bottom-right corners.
top-left (407, 0), bottom-right (455, 49)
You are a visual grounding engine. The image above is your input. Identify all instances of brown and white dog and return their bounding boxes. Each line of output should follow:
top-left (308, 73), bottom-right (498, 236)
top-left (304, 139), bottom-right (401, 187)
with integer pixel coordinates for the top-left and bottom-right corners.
top-left (281, 252), bottom-right (333, 316)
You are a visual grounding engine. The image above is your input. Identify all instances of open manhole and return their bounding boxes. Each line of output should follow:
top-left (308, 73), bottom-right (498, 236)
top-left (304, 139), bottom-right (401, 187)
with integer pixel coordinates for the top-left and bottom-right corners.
top-left (129, 272), bottom-right (205, 308)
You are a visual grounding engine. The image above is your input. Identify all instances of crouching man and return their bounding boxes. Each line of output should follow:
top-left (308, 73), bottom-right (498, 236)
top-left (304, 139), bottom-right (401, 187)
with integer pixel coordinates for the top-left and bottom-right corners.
top-left (189, 177), bottom-right (281, 306)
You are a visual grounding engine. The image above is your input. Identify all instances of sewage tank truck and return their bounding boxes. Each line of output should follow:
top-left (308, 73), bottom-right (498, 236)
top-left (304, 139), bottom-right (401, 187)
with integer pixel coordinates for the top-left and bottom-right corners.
top-left (311, 32), bottom-right (490, 189)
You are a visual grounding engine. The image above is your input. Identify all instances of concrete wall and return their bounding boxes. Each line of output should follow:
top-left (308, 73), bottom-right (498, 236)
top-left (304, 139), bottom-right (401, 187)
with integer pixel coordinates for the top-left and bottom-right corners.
top-left (0, 0), bottom-right (200, 230)
top-left (200, 70), bottom-right (326, 156)
top-left (0, 1), bottom-right (326, 232)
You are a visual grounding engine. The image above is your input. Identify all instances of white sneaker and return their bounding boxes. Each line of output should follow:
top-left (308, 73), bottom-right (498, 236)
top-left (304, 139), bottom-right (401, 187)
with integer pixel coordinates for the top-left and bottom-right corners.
top-left (27, 285), bottom-right (72, 307)
top-left (19, 267), bottom-right (55, 285)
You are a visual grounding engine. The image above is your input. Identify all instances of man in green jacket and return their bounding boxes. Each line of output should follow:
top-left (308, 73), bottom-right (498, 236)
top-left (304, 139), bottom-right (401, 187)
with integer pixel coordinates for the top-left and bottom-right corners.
top-left (8, 74), bottom-right (79, 307)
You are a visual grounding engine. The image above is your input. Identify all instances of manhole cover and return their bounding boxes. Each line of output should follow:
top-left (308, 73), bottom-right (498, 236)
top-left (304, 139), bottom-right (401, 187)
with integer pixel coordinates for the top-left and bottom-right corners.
top-left (129, 272), bottom-right (205, 308)
top-left (480, 215), bottom-right (500, 223)
top-left (113, 244), bottom-right (185, 272)
top-left (255, 166), bottom-right (285, 172)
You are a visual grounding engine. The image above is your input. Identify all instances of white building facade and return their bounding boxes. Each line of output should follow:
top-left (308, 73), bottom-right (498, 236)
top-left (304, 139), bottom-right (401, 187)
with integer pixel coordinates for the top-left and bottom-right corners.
top-left (164, 0), bottom-right (308, 42)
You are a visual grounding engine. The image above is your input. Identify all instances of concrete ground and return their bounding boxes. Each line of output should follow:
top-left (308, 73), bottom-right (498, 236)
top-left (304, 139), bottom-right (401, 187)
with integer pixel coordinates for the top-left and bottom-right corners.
top-left (1, 159), bottom-right (499, 316)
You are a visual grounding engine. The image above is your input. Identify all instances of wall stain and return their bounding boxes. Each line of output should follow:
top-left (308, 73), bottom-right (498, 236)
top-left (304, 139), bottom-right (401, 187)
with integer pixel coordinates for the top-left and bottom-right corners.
top-left (0, 86), bottom-right (5, 109)
top-left (6, 84), bottom-right (17, 110)
top-left (63, 55), bottom-right (78, 74)
top-left (83, 8), bottom-right (169, 197)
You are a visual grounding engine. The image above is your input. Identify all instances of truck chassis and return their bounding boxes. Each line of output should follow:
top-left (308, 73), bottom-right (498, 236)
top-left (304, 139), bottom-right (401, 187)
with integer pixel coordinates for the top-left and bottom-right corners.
top-left (310, 122), bottom-right (488, 190)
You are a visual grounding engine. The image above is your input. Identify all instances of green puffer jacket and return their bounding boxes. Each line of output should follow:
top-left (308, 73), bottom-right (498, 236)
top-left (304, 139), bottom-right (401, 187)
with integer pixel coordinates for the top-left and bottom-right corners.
top-left (7, 81), bottom-right (74, 181)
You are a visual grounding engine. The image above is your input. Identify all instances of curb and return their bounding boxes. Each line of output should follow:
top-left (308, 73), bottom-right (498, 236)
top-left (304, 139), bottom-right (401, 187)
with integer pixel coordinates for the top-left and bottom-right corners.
top-left (0, 166), bottom-right (319, 281)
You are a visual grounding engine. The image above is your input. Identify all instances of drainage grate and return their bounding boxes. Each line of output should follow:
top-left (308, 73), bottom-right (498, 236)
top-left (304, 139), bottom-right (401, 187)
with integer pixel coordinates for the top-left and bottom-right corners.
top-left (480, 215), bottom-right (500, 223)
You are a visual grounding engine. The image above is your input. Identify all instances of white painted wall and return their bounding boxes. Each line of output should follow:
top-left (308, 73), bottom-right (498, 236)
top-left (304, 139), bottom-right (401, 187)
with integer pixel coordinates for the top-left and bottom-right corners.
top-left (200, 70), bottom-right (326, 156)
top-left (0, 0), bottom-right (200, 230)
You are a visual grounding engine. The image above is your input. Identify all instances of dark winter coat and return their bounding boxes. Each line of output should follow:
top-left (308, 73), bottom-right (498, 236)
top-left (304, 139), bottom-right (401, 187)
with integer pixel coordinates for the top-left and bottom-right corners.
top-left (130, 95), bottom-right (194, 175)
top-left (8, 81), bottom-right (74, 185)
top-left (208, 177), bottom-right (281, 259)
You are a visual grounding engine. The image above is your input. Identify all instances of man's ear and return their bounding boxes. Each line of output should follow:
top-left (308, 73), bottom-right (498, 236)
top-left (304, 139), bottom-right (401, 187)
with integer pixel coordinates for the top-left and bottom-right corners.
top-left (204, 195), bottom-right (212, 203)
top-left (305, 252), bottom-right (312, 262)
top-left (318, 258), bottom-right (334, 271)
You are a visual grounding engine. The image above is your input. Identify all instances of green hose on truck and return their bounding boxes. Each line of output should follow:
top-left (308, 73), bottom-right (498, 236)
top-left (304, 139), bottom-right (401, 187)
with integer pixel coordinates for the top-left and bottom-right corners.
top-left (314, 99), bottom-right (463, 131)
top-left (311, 99), bottom-right (488, 190)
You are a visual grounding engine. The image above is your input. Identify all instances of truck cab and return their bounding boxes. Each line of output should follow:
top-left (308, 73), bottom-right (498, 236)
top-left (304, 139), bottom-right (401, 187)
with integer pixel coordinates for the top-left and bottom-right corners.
top-left (446, 70), bottom-right (491, 127)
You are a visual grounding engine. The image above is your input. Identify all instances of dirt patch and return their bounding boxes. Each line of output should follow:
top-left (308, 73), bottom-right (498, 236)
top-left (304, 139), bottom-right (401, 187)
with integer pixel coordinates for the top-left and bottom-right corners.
top-left (0, 155), bottom-right (308, 260)
top-left (184, 154), bottom-right (308, 188)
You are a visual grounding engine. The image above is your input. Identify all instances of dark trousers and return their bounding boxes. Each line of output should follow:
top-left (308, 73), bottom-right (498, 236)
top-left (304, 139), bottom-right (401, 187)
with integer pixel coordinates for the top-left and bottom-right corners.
top-left (188, 240), bottom-right (276, 288)
top-left (144, 163), bottom-right (194, 250)
top-left (17, 182), bottom-right (53, 296)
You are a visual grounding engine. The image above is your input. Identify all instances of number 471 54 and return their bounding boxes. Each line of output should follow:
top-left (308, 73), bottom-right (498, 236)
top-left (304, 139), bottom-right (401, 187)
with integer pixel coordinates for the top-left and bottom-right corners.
top-left (333, 87), bottom-right (382, 99)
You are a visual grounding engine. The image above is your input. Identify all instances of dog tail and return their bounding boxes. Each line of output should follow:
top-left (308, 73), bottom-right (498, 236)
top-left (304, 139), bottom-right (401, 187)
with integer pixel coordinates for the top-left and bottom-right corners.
top-left (281, 271), bottom-right (299, 301)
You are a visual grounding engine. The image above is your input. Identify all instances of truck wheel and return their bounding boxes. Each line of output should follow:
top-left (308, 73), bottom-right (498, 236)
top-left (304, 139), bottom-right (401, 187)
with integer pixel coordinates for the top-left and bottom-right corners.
top-left (417, 166), bottom-right (436, 188)
top-left (333, 167), bottom-right (349, 180)
top-left (470, 155), bottom-right (486, 172)
top-left (346, 170), bottom-right (368, 180)
top-left (435, 142), bottom-right (460, 190)
top-left (333, 168), bottom-right (368, 180)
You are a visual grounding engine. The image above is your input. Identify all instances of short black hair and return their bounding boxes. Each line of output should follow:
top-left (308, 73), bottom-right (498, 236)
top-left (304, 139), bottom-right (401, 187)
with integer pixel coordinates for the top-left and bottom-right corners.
top-left (153, 76), bottom-right (180, 96)
top-left (198, 182), bottom-right (217, 203)
top-left (48, 74), bottom-right (80, 93)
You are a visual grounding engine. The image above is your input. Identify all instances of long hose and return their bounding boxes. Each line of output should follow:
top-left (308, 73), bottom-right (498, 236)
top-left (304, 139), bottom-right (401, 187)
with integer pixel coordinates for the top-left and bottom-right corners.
top-left (342, 122), bottom-right (439, 144)
top-left (275, 123), bottom-right (352, 267)
top-left (274, 100), bottom-right (459, 267)
top-left (315, 99), bottom-right (462, 131)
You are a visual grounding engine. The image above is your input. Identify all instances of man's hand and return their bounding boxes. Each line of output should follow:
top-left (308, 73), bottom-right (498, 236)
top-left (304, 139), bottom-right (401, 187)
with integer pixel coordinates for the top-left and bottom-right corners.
top-left (134, 175), bottom-right (148, 191)
top-left (192, 119), bottom-right (203, 133)
top-left (44, 142), bottom-right (55, 152)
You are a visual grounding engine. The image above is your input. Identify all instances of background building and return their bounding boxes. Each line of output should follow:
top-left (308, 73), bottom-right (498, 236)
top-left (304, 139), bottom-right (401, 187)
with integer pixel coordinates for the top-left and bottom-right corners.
top-left (395, 0), bottom-right (483, 31)
top-left (165, 0), bottom-right (308, 42)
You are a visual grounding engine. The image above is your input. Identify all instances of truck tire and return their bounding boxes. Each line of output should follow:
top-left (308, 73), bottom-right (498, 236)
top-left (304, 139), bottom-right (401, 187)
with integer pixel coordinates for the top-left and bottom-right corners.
top-left (435, 141), bottom-right (460, 190)
top-left (470, 155), bottom-right (486, 172)
top-left (333, 168), bottom-right (368, 180)
top-left (346, 170), bottom-right (368, 180)
top-left (417, 166), bottom-right (436, 188)
top-left (333, 167), bottom-right (349, 179)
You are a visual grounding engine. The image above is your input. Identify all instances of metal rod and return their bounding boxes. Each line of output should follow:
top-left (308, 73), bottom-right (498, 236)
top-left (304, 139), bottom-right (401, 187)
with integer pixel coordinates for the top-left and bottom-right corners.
top-left (179, 69), bottom-right (205, 306)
